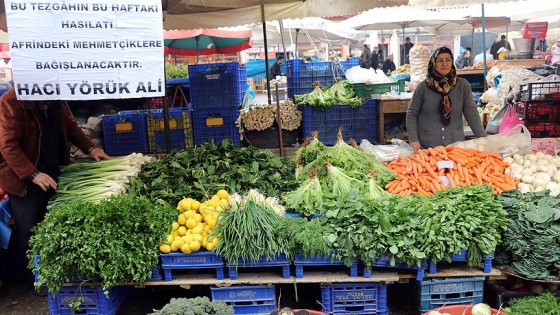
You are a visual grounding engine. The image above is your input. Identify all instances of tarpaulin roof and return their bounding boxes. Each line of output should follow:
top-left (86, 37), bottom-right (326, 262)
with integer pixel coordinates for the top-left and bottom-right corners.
top-left (162, 0), bottom-right (408, 30)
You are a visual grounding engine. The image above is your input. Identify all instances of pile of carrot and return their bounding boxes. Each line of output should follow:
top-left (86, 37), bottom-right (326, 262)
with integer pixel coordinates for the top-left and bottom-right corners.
top-left (385, 146), bottom-right (518, 196)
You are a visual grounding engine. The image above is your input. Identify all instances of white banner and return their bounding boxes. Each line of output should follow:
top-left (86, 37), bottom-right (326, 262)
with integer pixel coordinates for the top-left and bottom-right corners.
top-left (5, 0), bottom-right (165, 100)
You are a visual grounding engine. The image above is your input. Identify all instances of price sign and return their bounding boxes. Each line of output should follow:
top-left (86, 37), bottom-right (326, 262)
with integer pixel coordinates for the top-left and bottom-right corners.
top-left (439, 176), bottom-right (450, 187)
top-left (437, 160), bottom-right (454, 170)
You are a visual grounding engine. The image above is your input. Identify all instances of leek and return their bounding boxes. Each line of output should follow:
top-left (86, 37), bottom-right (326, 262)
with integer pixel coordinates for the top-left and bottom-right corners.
top-left (48, 153), bottom-right (152, 208)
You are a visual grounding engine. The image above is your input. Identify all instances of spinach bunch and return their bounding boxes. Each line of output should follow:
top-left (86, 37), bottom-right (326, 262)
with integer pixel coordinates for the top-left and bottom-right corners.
top-left (274, 217), bottom-right (332, 260)
top-left (28, 195), bottom-right (177, 293)
top-left (503, 292), bottom-right (560, 315)
top-left (322, 185), bottom-right (508, 269)
top-left (497, 190), bottom-right (560, 279)
top-left (128, 139), bottom-right (298, 203)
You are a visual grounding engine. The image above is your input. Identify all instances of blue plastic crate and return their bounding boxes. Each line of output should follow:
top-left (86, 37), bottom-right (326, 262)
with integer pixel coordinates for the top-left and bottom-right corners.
top-left (227, 253), bottom-right (290, 280)
top-left (48, 286), bottom-right (131, 315)
top-left (0, 198), bottom-right (11, 250)
top-left (33, 255), bottom-right (101, 284)
top-left (146, 107), bottom-right (194, 153)
top-left (338, 57), bottom-right (359, 80)
top-left (417, 277), bottom-right (485, 313)
top-left (287, 59), bottom-right (336, 100)
top-left (293, 252), bottom-right (358, 278)
top-left (146, 266), bottom-right (162, 281)
top-left (300, 100), bottom-right (378, 145)
top-left (192, 107), bottom-right (240, 146)
top-left (428, 249), bottom-right (494, 274)
top-left (211, 285), bottom-right (277, 315)
top-left (160, 252), bottom-right (225, 280)
top-left (321, 282), bottom-right (388, 315)
top-left (366, 256), bottom-right (427, 281)
top-left (188, 62), bottom-right (247, 108)
top-left (101, 112), bottom-right (149, 156)
top-left (283, 212), bottom-right (321, 219)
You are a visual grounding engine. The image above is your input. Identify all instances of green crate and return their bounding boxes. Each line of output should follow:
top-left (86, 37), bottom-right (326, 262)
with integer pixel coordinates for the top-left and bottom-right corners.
top-left (352, 80), bottom-right (405, 99)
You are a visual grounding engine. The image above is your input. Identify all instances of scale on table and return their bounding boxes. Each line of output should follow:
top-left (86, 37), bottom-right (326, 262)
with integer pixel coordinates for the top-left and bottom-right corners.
top-left (510, 21), bottom-right (549, 59)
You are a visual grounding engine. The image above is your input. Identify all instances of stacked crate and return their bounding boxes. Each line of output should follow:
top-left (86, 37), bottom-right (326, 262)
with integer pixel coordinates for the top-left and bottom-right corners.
top-left (417, 277), bottom-right (485, 314)
top-left (320, 282), bottom-right (388, 315)
top-left (211, 285), bottom-right (277, 315)
top-left (101, 111), bottom-right (149, 156)
top-left (300, 99), bottom-right (379, 145)
top-left (188, 62), bottom-right (246, 146)
top-left (287, 59), bottom-right (336, 100)
top-left (516, 81), bottom-right (560, 137)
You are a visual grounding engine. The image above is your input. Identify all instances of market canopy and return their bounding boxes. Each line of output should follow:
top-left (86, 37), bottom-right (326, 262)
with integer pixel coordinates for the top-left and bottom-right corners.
top-left (338, 5), bottom-right (463, 31)
top-left (164, 28), bottom-right (253, 57)
top-left (161, 0), bottom-right (408, 30)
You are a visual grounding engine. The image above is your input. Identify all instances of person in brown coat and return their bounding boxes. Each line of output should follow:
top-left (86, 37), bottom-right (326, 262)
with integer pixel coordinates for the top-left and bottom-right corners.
top-left (0, 88), bottom-right (109, 289)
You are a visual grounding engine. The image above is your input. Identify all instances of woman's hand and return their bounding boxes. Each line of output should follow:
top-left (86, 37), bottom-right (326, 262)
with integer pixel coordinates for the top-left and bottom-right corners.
top-left (32, 172), bottom-right (58, 191)
top-left (410, 141), bottom-right (421, 153)
top-left (90, 148), bottom-right (111, 161)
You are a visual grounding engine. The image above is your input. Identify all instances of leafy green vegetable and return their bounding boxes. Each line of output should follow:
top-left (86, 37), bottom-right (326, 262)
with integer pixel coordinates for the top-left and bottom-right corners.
top-left (128, 139), bottom-right (298, 203)
top-left (165, 61), bottom-right (189, 79)
top-left (497, 190), bottom-right (560, 279)
top-left (503, 292), bottom-right (560, 315)
top-left (295, 79), bottom-right (362, 109)
top-left (29, 195), bottom-right (177, 293)
top-left (274, 216), bottom-right (332, 259)
top-left (321, 185), bottom-right (508, 269)
top-left (282, 170), bottom-right (323, 217)
top-left (211, 192), bottom-right (287, 265)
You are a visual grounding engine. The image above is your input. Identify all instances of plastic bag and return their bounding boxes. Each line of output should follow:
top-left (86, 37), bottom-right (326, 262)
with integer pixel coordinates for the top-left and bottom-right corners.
top-left (360, 139), bottom-right (415, 162)
top-left (498, 104), bottom-right (520, 134)
top-left (485, 103), bottom-right (508, 134)
top-left (449, 124), bottom-right (531, 157)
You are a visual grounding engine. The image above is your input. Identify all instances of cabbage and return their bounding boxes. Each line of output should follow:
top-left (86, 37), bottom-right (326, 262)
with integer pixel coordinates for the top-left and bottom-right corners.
top-left (471, 303), bottom-right (492, 315)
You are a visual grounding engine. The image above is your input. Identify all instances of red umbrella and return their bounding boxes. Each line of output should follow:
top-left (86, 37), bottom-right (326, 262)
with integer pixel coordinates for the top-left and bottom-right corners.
top-left (164, 28), bottom-right (252, 61)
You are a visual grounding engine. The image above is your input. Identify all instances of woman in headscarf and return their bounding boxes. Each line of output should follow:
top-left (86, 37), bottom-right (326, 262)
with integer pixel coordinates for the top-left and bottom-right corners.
top-left (406, 47), bottom-right (486, 152)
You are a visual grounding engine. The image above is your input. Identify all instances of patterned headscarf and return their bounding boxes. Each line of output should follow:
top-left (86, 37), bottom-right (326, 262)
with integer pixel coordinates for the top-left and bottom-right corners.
top-left (425, 46), bottom-right (458, 125)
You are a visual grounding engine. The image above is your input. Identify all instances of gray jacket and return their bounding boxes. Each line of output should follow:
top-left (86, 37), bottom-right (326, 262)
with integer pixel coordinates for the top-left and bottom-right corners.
top-left (406, 78), bottom-right (486, 149)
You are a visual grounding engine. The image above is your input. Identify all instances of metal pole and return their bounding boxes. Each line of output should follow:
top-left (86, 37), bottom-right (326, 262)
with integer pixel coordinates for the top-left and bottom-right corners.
top-left (261, 5), bottom-right (272, 105)
top-left (275, 85), bottom-right (284, 158)
top-left (195, 35), bottom-right (200, 64)
top-left (162, 52), bottom-right (171, 153)
top-left (278, 20), bottom-right (288, 64)
top-left (295, 28), bottom-right (300, 59)
top-left (481, 4), bottom-right (488, 86)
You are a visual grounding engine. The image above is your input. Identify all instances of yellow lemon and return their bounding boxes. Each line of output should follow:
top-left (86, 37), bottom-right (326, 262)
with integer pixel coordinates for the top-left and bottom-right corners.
top-left (181, 243), bottom-right (192, 254)
top-left (217, 189), bottom-right (229, 199)
top-left (189, 240), bottom-right (201, 252)
top-left (190, 200), bottom-right (201, 211)
top-left (178, 198), bottom-right (191, 212)
top-left (166, 234), bottom-right (174, 244)
top-left (206, 242), bottom-right (215, 251)
top-left (177, 215), bottom-right (187, 226)
top-left (212, 237), bottom-right (219, 246)
top-left (172, 221), bottom-right (179, 231)
top-left (159, 244), bottom-right (171, 253)
top-left (219, 199), bottom-right (229, 211)
top-left (170, 240), bottom-right (183, 252)
top-left (172, 230), bottom-right (179, 237)
top-left (182, 235), bottom-right (194, 244)
top-left (177, 226), bottom-right (187, 236)
top-left (201, 237), bottom-right (208, 247)
top-left (184, 210), bottom-right (195, 219)
top-left (186, 218), bottom-right (197, 229)
top-left (192, 234), bottom-right (203, 242)
top-left (193, 213), bottom-right (203, 223)
top-left (192, 226), bottom-right (203, 235)
top-left (204, 225), bottom-right (212, 234)
top-left (208, 199), bottom-right (220, 209)
top-left (173, 235), bottom-right (183, 242)
top-left (206, 218), bottom-right (216, 229)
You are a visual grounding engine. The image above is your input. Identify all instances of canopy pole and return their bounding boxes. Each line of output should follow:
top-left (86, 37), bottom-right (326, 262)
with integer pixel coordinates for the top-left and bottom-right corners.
top-left (195, 35), bottom-right (200, 64)
top-left (261, 5), bottom-right (272, 105)
top-left (278, 20), bottom-right (288, 62)
top-left (295, 28), bottom-right (300, 59)
top-left (401, 25), bottom-right (405, 66)
top-left (481, 4), bottom-right (488, 87)
top-left (162, 52), bottom-right (171, 153)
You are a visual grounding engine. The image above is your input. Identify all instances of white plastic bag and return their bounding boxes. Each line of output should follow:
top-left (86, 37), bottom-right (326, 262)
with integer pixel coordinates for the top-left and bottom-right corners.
top-left (449, 124), bottom-right (531, 157)
top-left (360, 139), bottom-right (415, 162)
